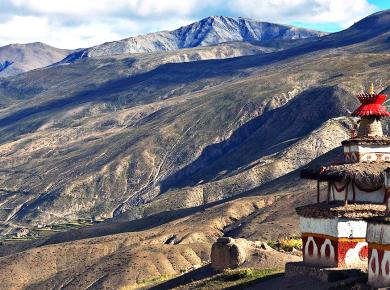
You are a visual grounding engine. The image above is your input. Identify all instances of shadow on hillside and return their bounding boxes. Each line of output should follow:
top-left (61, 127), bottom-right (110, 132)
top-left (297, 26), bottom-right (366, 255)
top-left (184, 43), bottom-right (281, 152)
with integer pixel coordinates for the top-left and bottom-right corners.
top-left (40, 188), bottom-right (258, 246)
top-left (148, 266), bottom-right (284, 289)
top-left (40, 148), bottom-right (343, 248)
top-left (0, 146), bottom-right (343, 259)
top-left (160, 86), bottom-right (356, 193)
top-left (148, 264), bottom-right (214, 290)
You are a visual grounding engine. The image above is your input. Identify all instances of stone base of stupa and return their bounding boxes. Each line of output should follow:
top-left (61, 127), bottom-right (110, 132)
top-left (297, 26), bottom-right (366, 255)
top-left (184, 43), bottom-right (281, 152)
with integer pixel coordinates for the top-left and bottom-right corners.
top-left (296, 202), bottom-right (387, 269)
top-left (367, 217), bottom-right (390, 288)
top-left (301, 232), bottom-right (368, 268)
top-left (285, 262), bottom-right (366, 283)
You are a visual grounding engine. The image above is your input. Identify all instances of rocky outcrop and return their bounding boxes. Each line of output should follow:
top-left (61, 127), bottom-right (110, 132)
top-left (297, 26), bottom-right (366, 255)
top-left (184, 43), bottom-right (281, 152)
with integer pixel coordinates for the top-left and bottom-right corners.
top-left (211, 236), bottom-right (302, 272)
top-left (211, 237), bottom-right (246, 271)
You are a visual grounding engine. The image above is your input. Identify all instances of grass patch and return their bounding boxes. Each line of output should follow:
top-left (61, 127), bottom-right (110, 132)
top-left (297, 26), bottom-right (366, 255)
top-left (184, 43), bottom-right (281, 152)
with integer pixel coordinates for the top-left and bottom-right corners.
top-left (32, 227), bottom-right (53, 232)
top-left (120, 274), bottom-right (177, 289)
top-left (198, 268), bottom-right (283, 289)
top-left (63, 222), bottom-right (84, 227)
top-left (27, 220), bottom-right (95, 239)
top-left (119, 268), bottom-right (282, 289)
top-left (4, 237), bottom-right (39, 241)
top-left (267, 237), bottom-right (302, 254)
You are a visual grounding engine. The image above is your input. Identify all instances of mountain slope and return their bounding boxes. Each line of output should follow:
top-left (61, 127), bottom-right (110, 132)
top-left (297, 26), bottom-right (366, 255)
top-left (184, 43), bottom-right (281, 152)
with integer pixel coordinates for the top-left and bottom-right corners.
top-left (0, 133), bottom-right (348, 290)
top-left (1, 10), bottom-right (390, 289)
top-left (0, 42), bottom-right (71, 77)
top-left (0, 188), bottom-right (301, 289)
top-left (62, 16), bottom-right (325, 62)
top-left (0, 10), bottom-right (389, 233)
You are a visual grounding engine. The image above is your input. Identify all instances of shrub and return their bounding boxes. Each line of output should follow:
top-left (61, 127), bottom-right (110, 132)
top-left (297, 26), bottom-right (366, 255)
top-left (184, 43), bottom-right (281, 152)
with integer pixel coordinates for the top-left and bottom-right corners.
top-left (267, 237), bottom-right (302, 252)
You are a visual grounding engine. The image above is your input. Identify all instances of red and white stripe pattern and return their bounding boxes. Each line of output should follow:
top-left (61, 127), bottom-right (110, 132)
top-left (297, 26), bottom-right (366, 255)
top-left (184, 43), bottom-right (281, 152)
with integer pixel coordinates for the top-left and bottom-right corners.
top-left (302, 233), bottom-right (368, 268)
top-left (368, 246), bottom-right (390, 287)
top-left (343, 142), bottom-right (390, 163)
top-left (300, 217), bottom-right (368, 268)
top-left (367, 223), bottom-right (390, 287)
top-left (344, 152), bottom-right (390, 163)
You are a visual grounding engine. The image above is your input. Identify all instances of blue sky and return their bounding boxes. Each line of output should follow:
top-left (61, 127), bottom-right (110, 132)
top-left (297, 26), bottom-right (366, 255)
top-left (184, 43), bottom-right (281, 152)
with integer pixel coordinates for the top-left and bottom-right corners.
top-left (371, 0), bottom-right (390, 10)
top-left (0, 0), bottom-right (389, 49)
top-left (292, 0), bottom-right (390, 32)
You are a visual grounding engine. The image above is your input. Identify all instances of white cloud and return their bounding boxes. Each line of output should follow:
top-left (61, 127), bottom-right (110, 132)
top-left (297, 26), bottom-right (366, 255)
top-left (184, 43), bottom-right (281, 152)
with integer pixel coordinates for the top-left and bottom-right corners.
top-left (0, 16), bottom-right (126, 48)
top-left (227, 0), bottom-right (376, 28)
top-left (0, 0), bottom-right (378, 48)
top-left (7, 0), bottom-right (209, 18)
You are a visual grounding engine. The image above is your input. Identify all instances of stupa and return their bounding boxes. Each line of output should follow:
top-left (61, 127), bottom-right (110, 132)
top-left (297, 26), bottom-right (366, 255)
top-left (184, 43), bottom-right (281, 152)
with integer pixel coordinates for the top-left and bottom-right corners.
top-left (297, 83), bottom-right (389, 269)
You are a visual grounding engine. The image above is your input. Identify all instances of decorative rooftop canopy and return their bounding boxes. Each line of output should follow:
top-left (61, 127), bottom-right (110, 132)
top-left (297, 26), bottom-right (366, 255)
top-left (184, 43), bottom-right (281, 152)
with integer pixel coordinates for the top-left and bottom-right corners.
top-left (352, 83), bottom-right (390, 117)
top-left (300, 162), bottom-right (388, 185)
top-left (296, 201), bottom-right (386, 219)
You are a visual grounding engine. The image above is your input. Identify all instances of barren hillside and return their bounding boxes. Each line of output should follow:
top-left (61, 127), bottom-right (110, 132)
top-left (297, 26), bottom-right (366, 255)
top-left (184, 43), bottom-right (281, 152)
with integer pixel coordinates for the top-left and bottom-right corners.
top-left (0, 10), bottom-right (390, 289)
top-left (0, 10), bottom-right (390, 235)
top-left (0, 42), bottom-right (71, 77)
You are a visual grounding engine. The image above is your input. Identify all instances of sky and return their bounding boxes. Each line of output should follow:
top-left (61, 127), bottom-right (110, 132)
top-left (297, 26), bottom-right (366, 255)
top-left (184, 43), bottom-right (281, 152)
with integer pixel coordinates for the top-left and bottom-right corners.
top-left (0, 0), bottom-right (389, 49)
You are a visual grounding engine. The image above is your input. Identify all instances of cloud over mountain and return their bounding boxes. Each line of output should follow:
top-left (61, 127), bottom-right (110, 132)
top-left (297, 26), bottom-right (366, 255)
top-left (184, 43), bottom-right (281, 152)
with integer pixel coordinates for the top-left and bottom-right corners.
top-left (0, 0), bottom-right (377, 48)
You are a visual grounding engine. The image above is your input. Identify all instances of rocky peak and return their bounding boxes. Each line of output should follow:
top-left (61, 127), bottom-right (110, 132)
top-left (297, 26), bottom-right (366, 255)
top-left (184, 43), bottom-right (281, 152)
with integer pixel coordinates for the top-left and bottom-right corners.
top-left (61, 16), bottom-right (326, 62)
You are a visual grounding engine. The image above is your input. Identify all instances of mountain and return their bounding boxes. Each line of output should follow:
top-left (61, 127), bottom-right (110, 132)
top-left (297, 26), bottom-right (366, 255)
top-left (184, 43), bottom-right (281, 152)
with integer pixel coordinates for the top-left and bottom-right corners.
top-left (62, 16), bottom-right (326, 62)
top-left (0, 10), bottom-right (390, 288)
top-left (0, 42), bottom-right (71, 77)
top-left (0, 10), bottom-right (389, 229)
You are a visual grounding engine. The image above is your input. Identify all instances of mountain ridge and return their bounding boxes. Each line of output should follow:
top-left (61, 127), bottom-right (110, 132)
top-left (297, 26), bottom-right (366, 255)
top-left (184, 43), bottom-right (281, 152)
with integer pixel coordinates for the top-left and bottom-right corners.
top-left (0, 42), bottom-right (71, 77)
top-left (61, 16), bottom-right (326, 62)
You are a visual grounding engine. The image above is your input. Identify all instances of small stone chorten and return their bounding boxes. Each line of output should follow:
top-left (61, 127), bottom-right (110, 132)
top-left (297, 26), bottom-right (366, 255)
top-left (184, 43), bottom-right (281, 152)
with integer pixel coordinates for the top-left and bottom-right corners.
top-left (297, 83), bottom-right (390, 270)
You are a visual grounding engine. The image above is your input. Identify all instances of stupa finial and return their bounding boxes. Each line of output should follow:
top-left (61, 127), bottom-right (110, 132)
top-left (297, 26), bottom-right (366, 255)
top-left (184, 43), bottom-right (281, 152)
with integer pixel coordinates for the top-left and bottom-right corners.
top-left (369, 82), bottom-right (375, 95)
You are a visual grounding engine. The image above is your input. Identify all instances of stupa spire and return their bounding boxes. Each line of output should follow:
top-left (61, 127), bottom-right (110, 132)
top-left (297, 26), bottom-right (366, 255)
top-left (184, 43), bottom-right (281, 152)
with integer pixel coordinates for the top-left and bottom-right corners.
top-left (369, 82), bottom-right (375, 95)
top-left (352, 84), bottom-right (390, 138)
